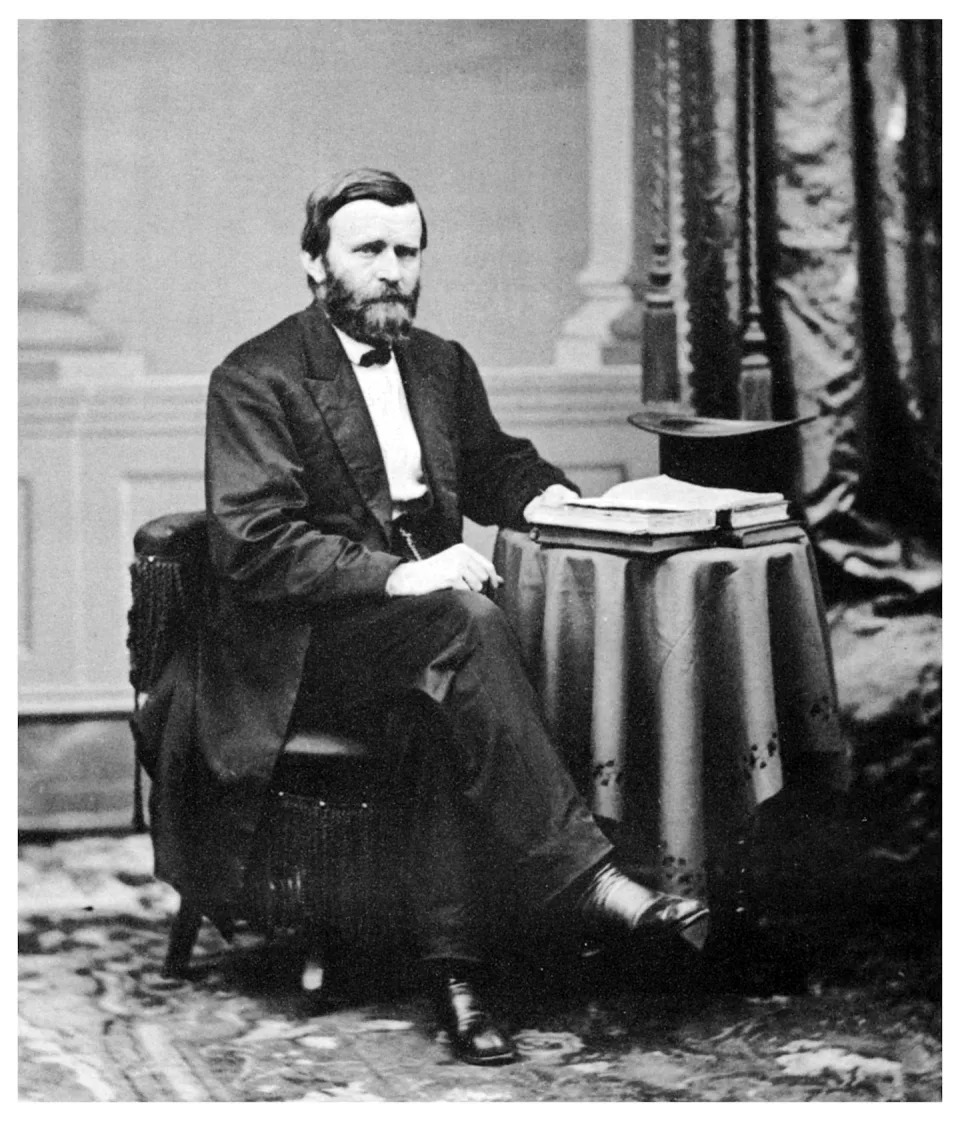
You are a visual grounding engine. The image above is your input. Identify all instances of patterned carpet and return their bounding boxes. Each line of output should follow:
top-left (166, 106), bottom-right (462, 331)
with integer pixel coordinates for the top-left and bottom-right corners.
top-left (18, 829), bottom-right (941, 1102)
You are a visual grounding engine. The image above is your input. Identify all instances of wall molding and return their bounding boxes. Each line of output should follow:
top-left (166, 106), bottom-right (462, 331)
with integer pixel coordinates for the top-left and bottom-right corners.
top-left (20, 367), bottom-right (645, 435)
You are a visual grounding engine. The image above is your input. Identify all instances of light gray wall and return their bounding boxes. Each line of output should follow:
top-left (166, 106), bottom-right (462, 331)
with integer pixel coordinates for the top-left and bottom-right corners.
top-left (81, 19), bottom-right (589, 377)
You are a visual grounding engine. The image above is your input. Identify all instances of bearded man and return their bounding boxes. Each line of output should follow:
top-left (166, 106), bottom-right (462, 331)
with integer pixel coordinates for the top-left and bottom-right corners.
top-left (187, 169), bottom-right (709, 1064)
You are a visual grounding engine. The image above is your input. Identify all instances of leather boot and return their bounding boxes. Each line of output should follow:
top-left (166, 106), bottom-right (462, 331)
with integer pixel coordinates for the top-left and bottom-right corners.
top-left (431, 964), bottom-right (519, 1066)
top-left (577, 863), bottom-right (711, 951)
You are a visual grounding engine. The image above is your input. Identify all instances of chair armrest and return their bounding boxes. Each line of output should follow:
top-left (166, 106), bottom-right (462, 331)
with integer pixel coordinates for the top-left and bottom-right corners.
top-left (129, 511), bottom-right (208, 694)
top-left (134, 510), bottom-right (208, 561)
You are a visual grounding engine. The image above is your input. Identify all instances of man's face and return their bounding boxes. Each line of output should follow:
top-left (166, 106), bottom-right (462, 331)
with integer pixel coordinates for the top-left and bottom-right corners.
top-left (301, 199), bottom-right (423, 345)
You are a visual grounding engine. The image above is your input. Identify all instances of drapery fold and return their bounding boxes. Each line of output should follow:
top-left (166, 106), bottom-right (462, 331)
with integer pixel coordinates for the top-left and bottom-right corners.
top-left (679, 20), bottom-right (940, 601)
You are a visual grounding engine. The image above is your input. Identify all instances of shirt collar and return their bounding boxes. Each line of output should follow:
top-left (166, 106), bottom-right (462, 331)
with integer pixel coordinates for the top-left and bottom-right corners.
top-left (332, 325), bottom-right (390, 368)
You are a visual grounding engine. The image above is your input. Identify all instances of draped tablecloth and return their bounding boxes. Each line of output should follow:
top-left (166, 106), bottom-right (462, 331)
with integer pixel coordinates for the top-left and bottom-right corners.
top-left (494, 529), bottom-right (849, 898)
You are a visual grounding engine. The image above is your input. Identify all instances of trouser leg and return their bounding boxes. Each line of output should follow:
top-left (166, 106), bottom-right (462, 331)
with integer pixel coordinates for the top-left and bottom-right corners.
top-left (382, 694), bottom-right (489, 964)
top-left (407, 720), bottom-right (489, 963)
top-left (294, 589), bottom-right (613, 952)
top-left (429, 593), bottom-right (613, 909)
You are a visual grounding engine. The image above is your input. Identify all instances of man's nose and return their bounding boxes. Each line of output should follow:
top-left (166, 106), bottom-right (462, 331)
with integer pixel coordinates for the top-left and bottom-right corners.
top-left (376, 250), bottom-right (402, 282)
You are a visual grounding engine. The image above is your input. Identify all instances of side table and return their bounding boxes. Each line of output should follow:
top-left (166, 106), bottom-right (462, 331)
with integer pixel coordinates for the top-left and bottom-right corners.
top-left (494, 529), bottom-right (849, 898)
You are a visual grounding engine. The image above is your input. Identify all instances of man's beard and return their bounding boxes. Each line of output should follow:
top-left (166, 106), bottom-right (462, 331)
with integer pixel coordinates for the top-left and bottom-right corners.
top-left (319, 263), bottom-right (420, 346)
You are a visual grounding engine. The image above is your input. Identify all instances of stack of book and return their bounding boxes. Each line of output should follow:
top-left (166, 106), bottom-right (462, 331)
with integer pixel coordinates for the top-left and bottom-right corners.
top-left (528, 474), bottom-right (807, 555)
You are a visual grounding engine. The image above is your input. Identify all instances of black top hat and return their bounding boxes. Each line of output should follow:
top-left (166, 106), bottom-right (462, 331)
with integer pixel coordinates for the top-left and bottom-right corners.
top-left (628, 410), bottom-right (815, 499)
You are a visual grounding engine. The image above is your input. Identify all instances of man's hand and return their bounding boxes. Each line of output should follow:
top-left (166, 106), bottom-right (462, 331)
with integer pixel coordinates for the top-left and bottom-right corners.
top-left (385, 543), bottom-right (503, 597)
top-left (522, 483), bottom-right (579, 523)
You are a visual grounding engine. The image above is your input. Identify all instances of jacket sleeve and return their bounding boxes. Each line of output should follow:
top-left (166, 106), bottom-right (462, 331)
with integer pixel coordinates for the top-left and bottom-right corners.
top-left (205, 361), bottom-right (402, 607)
top-left (452, 343), bottom-right (579, 529)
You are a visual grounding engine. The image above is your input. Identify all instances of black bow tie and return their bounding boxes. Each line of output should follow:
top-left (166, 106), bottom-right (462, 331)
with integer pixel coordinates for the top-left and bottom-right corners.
top-left (358, 344), bottom-right (393, 367)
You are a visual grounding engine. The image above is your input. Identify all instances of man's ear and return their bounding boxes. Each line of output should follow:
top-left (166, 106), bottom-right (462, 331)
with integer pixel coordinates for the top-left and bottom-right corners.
top-left (300, 250), bottom-right (326, 288)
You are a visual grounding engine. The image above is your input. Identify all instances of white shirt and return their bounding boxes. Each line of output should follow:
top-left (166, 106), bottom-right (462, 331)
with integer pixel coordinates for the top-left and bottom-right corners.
top-left (333, 327), bottom-right (428, 518)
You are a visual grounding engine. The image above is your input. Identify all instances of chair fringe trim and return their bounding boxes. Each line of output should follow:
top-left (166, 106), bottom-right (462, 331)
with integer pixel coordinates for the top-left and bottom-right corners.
top-left (128, 552), bottom-right (198, 831)
top-left (128, 554), bottom-right (195, 695)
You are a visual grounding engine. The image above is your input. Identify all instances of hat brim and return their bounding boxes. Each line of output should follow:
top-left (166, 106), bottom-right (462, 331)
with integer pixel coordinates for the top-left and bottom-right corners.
top-left (628, 410), bottom-right (815, 439)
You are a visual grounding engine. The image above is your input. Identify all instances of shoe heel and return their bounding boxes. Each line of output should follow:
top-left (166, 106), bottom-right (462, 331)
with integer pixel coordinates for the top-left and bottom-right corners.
top-left (678, 914), bottom-right (711, 952)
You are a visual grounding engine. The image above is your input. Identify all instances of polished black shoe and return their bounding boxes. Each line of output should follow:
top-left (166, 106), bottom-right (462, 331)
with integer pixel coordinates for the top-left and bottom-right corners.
top-left (433, 972), bottom-right (519, 1066)
top-left (578, 863), bottom-right (711, 951)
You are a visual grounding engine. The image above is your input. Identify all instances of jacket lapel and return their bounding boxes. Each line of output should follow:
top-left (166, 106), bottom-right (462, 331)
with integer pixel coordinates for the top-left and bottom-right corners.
top-left (298, 305), bottom-right (393, 535)
top-left (395, 341), bottom-right (460, 527)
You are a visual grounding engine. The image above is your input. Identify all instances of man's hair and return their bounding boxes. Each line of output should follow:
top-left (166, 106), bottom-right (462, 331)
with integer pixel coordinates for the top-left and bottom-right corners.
top-left (300, 168), bottom-right (428, 291)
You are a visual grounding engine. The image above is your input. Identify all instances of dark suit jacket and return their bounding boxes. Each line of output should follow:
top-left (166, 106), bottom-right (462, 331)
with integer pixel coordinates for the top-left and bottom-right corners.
top-left (143, 301), bottom-right (574, 921)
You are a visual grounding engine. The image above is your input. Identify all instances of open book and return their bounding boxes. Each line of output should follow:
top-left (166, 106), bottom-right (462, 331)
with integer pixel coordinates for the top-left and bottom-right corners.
top-left (528, 474), bottom-right (791, 536)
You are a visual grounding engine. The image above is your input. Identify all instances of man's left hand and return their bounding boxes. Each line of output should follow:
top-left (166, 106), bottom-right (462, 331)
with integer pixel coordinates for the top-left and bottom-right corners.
top-left (522, 484), bottom-right (579, 524)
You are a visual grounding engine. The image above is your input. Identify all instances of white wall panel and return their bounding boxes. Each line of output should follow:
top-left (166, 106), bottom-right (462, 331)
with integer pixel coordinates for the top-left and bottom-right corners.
top-left (18, 434), bottom-right (84, 705)
top-left (19, 374), bottom-right (206, 714)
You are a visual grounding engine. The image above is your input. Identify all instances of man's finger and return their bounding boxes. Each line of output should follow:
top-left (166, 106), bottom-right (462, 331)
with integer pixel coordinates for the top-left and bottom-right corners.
top-left (475, 556), bottom-right (500, 580)
top-left (468, 561), bottom-right (499, 587)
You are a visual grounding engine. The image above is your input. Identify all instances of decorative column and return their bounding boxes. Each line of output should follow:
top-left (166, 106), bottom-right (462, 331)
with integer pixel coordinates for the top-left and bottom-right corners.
top-left (636, 20), bottom-right (680, 401)
top-left (18, 20), bottom-right (119, 379)
top-left (20, 20), bottom-right (148, 724)
top-left (603, 21), bottom-right (682, 400)
top-left (678, 20), bottom-right (740, 418)
top-left (601, 22), bottom-right (646, 369)
top-left (735, 19), bottom-right (774, 420)
top-left (554, 20), bottom-right (636, 369)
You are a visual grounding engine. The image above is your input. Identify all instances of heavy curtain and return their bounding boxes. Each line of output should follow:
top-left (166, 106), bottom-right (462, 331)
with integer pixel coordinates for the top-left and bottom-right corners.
top-left (676, 19), bottom-right (941, 604)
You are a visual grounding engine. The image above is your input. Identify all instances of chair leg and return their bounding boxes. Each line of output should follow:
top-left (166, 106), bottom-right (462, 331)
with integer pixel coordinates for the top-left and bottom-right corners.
top-left (301, 953), bottom-right (326, 994)
top-left (163, 898), bottom-right (204, 978)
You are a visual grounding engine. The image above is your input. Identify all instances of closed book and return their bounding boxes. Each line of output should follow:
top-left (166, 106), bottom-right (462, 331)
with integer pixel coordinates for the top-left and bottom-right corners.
top-left (531, 526), bottom-right (715, 556)
top-left (718, 501), bottom-right (792, 529)
top-left (713, 521), bottom-right (807, 549)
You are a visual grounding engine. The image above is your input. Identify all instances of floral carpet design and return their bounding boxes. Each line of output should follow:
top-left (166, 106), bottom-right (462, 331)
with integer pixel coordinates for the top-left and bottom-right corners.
top-left (19, 829), bottom-right (940, 1102)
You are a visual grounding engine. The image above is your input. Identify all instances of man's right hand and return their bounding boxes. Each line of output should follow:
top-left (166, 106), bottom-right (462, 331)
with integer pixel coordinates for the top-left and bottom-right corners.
top-left (385, 543), bottom-right (503, 597)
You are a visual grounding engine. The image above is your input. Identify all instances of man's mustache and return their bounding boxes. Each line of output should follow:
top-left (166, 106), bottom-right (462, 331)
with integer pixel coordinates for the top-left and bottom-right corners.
top-left (364, 288), bottom-right (418, 310)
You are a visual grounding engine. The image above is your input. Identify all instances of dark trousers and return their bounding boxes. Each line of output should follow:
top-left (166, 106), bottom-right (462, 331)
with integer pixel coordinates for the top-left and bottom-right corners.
top-left (291, 587), bottom-right (613, 964)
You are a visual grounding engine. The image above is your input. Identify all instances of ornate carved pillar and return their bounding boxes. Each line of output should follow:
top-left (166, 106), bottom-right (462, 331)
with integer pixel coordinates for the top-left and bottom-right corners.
top-left (601, 22), bottom-right (647, 369)
top-left (635, 20), bottom-right (680, 401)
top-left (677, 20), bottom-right (740, 418)
top-left (19, 20), bottom-right (118, 378)
top-left (735, 19), bottom-right (774, 419)
top-left (554, 20), bottom-right (636, 369)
